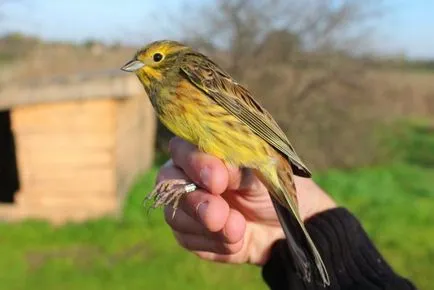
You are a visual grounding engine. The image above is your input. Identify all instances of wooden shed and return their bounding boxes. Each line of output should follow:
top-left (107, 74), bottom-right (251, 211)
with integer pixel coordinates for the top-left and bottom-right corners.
top-left (0, 70), bottom-right (156, 223)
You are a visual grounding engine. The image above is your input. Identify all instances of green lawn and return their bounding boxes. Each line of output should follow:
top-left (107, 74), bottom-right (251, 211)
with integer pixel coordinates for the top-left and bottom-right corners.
top-left (0, 162), bottom-right (433, 290)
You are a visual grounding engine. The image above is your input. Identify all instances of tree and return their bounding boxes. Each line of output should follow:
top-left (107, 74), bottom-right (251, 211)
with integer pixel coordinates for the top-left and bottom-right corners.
top-left (179, 0), bottom-right (381, 96)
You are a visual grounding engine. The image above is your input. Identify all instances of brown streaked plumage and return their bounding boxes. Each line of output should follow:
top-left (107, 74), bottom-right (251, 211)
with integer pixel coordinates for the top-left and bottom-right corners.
top-left (121, 40), bottom-right (330, 286)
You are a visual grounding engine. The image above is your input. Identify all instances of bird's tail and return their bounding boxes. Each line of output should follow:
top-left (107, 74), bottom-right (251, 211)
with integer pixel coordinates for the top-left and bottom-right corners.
top-left (256, 156), bottom-right (330, 287)
top-left (271, 196), bottom-right (330, 286)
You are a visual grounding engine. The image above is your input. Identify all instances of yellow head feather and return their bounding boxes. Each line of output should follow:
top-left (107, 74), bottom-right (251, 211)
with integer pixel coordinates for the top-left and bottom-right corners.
top-left (135, 40), bottom-right (188, 63)
top-left (125, 40), bottom-right (189, 85)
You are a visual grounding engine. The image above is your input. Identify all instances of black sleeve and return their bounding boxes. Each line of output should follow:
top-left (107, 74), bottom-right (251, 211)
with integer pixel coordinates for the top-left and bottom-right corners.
top-left (262, 207), bottom-right (417, 290)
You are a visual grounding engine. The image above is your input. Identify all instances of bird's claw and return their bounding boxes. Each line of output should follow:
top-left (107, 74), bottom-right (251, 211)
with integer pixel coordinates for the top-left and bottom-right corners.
top-left (144, 179), bottom-right (197, 218)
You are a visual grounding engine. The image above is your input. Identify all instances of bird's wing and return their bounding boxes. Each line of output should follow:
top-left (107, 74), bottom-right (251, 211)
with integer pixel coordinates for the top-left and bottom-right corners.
top-left (180, 52), bottom-right (311, 177)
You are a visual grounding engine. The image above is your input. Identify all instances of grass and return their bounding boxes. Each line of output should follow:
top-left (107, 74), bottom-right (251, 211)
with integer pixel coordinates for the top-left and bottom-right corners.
top-left (1, 164), bottom-right (432, 290)
top-left (1, 123), bottom-right (433, 289)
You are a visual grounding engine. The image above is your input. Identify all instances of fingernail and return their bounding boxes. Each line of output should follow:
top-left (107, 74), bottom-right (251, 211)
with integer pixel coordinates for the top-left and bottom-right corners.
top-left (197, 201), bottom-right (208, 221)
top-left (200, 166), bottom-right (211, 189)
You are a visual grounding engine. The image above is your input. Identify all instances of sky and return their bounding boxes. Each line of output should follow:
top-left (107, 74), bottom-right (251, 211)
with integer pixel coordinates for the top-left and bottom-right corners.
top-left (1, 0), bottom-right (433, 60)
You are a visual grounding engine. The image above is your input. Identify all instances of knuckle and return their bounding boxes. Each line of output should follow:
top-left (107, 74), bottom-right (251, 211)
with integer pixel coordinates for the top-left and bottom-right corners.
top-left (181, 192), bottom-right (207, 218)
top-left (216, 241), bottom-right (242, 255)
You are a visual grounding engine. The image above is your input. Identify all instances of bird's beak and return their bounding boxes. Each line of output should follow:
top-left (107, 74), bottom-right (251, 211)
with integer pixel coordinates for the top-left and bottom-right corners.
top-left (121, 60), bottom-right (145, 72)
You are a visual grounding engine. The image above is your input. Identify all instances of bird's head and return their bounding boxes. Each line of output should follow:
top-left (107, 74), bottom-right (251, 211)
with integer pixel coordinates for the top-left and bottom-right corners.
top-left (121, 40), bottom-right (189, 88)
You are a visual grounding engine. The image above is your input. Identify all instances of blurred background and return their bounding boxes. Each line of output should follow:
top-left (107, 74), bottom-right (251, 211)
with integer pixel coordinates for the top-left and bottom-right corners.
top-left (0, 0), bottom-right (433, 289)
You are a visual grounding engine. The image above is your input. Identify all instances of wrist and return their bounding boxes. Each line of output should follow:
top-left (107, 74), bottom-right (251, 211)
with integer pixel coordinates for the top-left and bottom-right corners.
top-left (294, 176), bottom-right (337, 221)
top-left (246, 223), bottom-right (284, 266)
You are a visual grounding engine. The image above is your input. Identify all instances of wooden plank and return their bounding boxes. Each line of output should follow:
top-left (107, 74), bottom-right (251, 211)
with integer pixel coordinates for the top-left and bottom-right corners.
top-left (13, 99), bottom-right (115, 119)
top-left (19, 166), bottom-right (114, 177)
top-left (17, 148), bottom-right (113, 161)
top-left (15, 134), bottom-right (113, 149)
top-left (16, 191), bottom-right (115, 200)
top-left (20, 172), bottom-right (115, 191)
top-left (18, 180), bottom-right (115, 194)
top-left (18, 170), bottom-right (115, 186)
top-left (19, 184), bottom-right (114, 194)
top-left (18, 168), bottom-right (115, 193)
top-left (11, 99), bottom-right (116, 133)
top-left (19, 163), bottom-right (113, 174)
top-left (16, 194), bottom-right (117, 207)
top-left (16, 155), bottom-right (112, 173)
top-left (0, 73), bottom-right (143, 110)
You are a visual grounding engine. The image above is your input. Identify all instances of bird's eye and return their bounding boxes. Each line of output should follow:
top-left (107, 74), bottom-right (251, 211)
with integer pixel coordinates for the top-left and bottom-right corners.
top-left (153, 53), bottom-right (163, 62)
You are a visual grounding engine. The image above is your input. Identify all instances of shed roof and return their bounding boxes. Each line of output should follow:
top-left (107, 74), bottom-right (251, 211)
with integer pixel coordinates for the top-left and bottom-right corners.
top-left (0, 69), bottom-right (144, 110)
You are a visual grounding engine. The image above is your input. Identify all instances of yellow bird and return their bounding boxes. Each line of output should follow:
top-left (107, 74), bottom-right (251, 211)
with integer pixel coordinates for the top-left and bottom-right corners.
top-left (121, 40), bottom-right (330, 286)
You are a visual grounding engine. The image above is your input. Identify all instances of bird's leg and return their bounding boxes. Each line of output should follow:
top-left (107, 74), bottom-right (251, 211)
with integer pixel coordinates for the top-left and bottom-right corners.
top-left (144, 179), bottom-right (197, 218)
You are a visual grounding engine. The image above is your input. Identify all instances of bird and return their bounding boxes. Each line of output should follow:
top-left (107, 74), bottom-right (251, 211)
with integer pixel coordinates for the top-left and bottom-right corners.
top-left (121, 40), bottom-right (330, 286)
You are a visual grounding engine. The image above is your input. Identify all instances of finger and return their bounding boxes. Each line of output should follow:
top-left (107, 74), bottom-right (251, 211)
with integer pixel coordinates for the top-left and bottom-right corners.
top-left (222, 209), bottom-right (246, 244)
top-left (165, 207), bottom-right (246, 244)
top-left (179, 189), bottom-right (230, 233)
top-left (225, 166), bottom-right (268, 195)
top-left (169, 137), bottom-right (229, 195)
top-left (173, 231), bottom-right (244, 255)
top-left (164, 207), bottom-right (206, 235)
top-left (156, 159), bottom-right (230, 233)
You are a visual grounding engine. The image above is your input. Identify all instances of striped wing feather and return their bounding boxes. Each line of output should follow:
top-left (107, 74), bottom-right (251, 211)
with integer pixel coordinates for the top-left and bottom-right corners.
top-left (179, 52), bottom-right (311, 177)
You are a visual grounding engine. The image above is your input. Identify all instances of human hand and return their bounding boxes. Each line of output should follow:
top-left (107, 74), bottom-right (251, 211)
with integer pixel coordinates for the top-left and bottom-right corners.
top-left (157, 137), bottom-right (336, 265)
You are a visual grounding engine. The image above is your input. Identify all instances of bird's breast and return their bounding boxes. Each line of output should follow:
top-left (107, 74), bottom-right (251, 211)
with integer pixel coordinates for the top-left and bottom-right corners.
top-left (157, 80), bottom-right (274, 169)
